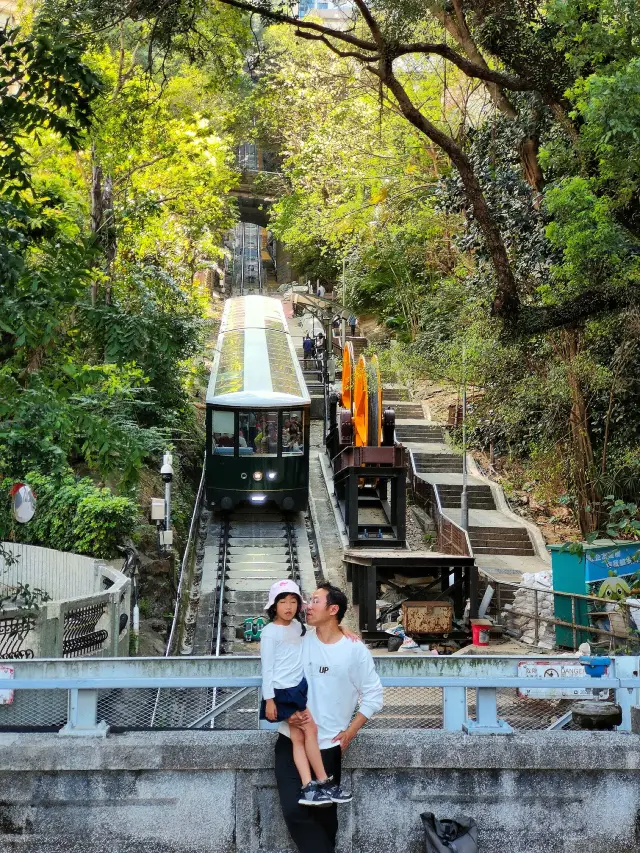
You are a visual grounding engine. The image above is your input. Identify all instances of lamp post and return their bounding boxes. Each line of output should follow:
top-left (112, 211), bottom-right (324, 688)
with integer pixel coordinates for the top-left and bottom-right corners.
top-left (460, 343), bottom-right (469, 531)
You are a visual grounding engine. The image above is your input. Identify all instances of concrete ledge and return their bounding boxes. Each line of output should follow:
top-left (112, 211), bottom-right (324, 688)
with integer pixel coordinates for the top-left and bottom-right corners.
top-left (1, 730), bottom-right (640, 853)
top-left (1, 729), bottom-right (640, 772)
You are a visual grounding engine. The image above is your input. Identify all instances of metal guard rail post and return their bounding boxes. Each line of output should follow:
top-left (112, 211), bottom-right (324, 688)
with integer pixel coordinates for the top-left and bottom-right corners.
top-left (408, 448), bottom-right (473, 557)
top-left (4, 655), bottom-right (638, 737)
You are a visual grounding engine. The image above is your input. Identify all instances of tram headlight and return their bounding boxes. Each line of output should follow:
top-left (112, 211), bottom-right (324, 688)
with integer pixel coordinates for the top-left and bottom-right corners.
top-left (253, 471), bottom-right (263, 481)
top-left (267, 471), bottom-right (277, 481)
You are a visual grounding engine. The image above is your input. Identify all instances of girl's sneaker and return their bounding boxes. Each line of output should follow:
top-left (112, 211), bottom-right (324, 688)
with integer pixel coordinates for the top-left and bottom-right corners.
top-left (320, 778), bottom-right (353, 804)
top-left (298, 781), bottom-right (332, 807)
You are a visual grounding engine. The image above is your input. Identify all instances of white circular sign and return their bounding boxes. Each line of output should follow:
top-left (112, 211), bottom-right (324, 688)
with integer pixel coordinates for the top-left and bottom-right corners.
top-left (11, 483), bottom-right (36, 524)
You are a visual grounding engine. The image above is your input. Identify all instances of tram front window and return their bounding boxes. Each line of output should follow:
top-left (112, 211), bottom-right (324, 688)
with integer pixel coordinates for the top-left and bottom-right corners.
top-left (212, 410), bottom-right (234, 454)
top-left (283, 410), bottom-right (304, 455)
top-left (240, 410), bottom-right (278, 456)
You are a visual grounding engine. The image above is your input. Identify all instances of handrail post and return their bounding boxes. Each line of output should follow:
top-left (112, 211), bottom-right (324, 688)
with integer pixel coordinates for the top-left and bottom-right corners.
top-left (464, 687), bottom-right (513, 734)
top-left (59, 688), bottom-right (109, 737)
top-left (443, 685), bottom-right (467, 731)
top-left (613, 656), bottom-right (640, 732)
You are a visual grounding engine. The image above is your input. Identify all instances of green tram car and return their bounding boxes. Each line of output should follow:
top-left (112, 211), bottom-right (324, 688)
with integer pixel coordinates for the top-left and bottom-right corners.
top-left (205, 295), bottom-right (311, 512)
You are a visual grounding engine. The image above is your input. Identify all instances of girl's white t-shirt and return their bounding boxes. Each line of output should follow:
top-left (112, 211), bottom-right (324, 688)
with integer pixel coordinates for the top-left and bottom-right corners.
top-left (259, 620), bottom-right (304, 700)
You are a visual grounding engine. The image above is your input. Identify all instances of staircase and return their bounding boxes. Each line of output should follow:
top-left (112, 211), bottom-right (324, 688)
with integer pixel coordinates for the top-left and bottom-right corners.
top-left (392, 403), bottom-right (425, 419)
top-left (396, 424), bottom-right (445, 443)
top-left (413, 452), bottom-right (464, 474)
top-left (437, 483), bottom-right (496, 510)
top-left (468, 527), bottom-right (535, 556)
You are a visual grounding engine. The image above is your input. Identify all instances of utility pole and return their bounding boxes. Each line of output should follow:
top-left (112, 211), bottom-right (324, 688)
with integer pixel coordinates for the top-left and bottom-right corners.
top-left (460, 343), bottom-right (469, 531)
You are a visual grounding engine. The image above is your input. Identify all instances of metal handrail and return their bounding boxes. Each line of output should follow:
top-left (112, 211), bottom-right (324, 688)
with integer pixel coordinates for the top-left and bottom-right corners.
top-left (214, 517), bottom-right (230, 657)
top-left (408, 448), bottom-right (473, 556)
top-left (165, 458), bottom-right (206, 657)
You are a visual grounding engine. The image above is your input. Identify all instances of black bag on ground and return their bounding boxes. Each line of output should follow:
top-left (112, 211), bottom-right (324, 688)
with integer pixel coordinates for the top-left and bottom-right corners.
top-left (421, 812), bottom-right (478, 853)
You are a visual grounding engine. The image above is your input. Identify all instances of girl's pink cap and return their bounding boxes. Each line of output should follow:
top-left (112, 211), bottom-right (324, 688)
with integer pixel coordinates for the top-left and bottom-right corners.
top-left (265, 579), bottom-right (302, 610)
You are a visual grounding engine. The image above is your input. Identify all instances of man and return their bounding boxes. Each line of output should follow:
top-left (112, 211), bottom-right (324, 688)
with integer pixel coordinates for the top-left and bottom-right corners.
top-left (348, 314), bottom-right (357, 337)
top-left (317, 282), bottom-right (326, 298)
top-left (274, 583), bottom-right (383, 853)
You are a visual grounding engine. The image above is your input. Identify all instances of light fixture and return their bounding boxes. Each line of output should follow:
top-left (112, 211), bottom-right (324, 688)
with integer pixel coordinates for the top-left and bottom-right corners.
top-left (267, 471), bottom-right (277, 481)
top-left (250, 494), bottom-right (266, 503)
top-left (253, 471), bottom-right (263, 481)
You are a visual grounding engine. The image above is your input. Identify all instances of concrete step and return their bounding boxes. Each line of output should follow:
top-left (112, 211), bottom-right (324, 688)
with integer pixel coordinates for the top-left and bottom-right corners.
top-left (414, 455), bottom-right (464, 473)
top-left (437, 484), bottom-right (496, 510)
top-left (382, 385), bottom-right (411, 402)
top-left (473, 545), bottom-right (535, 555)
top-left (396, 425), bottom-right (445, 441)
top-left (393, 404), bottom-right (424, 418)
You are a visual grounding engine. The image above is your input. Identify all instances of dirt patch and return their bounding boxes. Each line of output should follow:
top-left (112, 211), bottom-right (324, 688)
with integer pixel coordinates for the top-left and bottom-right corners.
top-left (472, 449), bottom-right (581, 544)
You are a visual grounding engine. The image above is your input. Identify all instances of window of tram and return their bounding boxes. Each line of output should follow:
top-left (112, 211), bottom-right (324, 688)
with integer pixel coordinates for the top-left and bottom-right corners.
top-left (239, 411), bottom-right (279, 456)
top-left (282, 411), bottom-right (304, 455)
top-left (212, 410), bottom-right (235, 454)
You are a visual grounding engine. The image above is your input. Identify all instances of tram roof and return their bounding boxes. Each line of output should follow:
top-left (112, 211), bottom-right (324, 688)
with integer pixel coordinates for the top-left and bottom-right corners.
top-left (206, 296), bottom-right (311, 408)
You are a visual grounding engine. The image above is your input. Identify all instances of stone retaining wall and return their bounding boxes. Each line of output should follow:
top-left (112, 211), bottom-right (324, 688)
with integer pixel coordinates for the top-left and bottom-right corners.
top-left (0, 727), bottom-right (639, 852)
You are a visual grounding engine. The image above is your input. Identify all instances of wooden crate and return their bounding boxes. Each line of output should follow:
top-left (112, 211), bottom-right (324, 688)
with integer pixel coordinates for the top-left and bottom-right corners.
top-left (402, 601), bottom-right (453, 635)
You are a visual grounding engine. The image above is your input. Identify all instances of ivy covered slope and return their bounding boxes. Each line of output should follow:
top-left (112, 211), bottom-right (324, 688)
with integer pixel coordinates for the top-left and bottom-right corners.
top-left (0, 14), bottom-right (245, 557)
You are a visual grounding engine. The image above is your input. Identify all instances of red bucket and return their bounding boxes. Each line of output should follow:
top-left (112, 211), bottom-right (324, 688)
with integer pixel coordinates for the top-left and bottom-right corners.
top-left (471, 620), bottom-right (490, 646)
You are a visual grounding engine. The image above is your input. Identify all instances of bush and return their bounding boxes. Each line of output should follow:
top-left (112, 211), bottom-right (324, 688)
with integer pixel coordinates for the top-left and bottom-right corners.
top-left (0, 471), bottom-right (137, 558)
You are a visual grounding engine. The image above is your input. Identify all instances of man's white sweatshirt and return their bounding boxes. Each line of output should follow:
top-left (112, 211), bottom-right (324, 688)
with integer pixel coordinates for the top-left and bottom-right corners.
top-left (279, 631), bottom-right (383, 749)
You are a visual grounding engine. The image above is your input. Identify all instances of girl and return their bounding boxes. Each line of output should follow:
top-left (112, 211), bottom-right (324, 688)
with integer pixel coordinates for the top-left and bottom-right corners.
top-left (260, 579), bottom-right (353, 807)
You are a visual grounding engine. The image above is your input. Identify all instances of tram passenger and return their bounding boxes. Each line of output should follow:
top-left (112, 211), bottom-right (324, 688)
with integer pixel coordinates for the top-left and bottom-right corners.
top-left (239, 430), bottom-right (247, 448)
top-left (267, 425), bottom-right (278, 454)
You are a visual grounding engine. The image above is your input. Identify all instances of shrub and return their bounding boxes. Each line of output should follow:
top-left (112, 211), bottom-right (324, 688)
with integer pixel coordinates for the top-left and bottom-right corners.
top-left (0, 471), bottom-right (137, 558)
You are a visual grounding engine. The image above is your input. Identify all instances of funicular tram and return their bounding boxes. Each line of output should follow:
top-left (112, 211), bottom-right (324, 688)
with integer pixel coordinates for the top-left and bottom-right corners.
top-left (205, 295), bottom-right (311, 511)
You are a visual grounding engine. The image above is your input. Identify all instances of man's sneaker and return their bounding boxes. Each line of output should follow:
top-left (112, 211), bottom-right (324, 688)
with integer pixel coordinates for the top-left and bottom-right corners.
top-left (298, 781), bottom-right (332, 807)
top-left (321, 779), bottom-right (353, 804)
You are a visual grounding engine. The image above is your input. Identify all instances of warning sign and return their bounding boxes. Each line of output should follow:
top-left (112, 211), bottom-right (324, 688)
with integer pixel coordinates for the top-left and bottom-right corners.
top-left (517, 660), bottom-right (609, 699)
top-left (0, 665), bottom-right (14, 705)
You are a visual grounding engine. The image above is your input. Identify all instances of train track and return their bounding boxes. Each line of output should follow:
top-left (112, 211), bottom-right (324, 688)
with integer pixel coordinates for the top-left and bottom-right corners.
top-left (211, 507), bottom-right (301, 656)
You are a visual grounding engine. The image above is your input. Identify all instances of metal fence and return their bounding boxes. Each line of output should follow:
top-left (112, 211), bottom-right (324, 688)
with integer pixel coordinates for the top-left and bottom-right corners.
top-left (1, 654), bottom-right (637, 736)
top-left (408, 450), bottom-right (472, 556)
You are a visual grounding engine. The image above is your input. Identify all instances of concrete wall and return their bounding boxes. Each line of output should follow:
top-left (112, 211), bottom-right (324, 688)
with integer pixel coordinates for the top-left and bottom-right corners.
top-left (0, 542), bottom-right (105, 601)
top-left (0, 728), bottom-right (639, 853)
top-left (0, 544), bottom-right (130, 659)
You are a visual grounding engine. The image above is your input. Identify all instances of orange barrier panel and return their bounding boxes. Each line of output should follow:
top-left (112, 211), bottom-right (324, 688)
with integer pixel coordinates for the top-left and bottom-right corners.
top-left (353, 355), bottom-right (368, 447)
top-left (341, 341), bottom-right (355, 412)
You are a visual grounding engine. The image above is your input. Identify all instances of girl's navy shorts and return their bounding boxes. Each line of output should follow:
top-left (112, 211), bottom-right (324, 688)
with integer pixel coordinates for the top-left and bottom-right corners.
top-left (260, 676), bottom-right (308, 722)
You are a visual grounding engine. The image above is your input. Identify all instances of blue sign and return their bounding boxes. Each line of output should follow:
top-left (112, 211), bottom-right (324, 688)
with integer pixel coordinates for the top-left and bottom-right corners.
top-left (585, 543), bottom-right (640, 582)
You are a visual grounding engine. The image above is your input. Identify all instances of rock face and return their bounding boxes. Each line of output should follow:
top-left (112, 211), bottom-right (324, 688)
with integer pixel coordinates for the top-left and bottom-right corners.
top-left (502, 570), bottom-right (555, 649)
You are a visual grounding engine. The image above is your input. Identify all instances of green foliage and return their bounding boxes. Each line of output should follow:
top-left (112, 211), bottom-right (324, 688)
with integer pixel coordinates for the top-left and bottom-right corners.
top-left (0, 471), bottom-right (137, 558)
top-left (0, 364), bottom-right (169, 487)
top-left (0, 22), bottom-right (101, 192)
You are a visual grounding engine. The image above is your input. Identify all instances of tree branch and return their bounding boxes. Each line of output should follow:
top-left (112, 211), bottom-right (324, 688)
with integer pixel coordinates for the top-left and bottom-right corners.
top-left (213, 0), bottom-right (377, 52)
top-left (393, 42), bottom-right (535, 91)
top-left (516, 289), bottom-right (637, 336)
top-left (428, 1), bottom-right (517, 118)
top-left (296, 30), bottom-right (379, 63)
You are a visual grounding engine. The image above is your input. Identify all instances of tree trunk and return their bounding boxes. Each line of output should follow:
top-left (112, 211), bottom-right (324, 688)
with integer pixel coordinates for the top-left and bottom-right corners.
top-left (103, 173), bottom-right (116, 305)
top-left (90, 162), bottom-right (103, 306)
top-left (381, 68), bottom-right (521, 325)
top-left (556, 329), bottom-right (598, 536)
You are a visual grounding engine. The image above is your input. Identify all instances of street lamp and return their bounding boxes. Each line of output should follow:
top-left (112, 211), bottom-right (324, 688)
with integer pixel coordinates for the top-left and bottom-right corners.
top-left (460, 343), bottom-right (469, 531)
